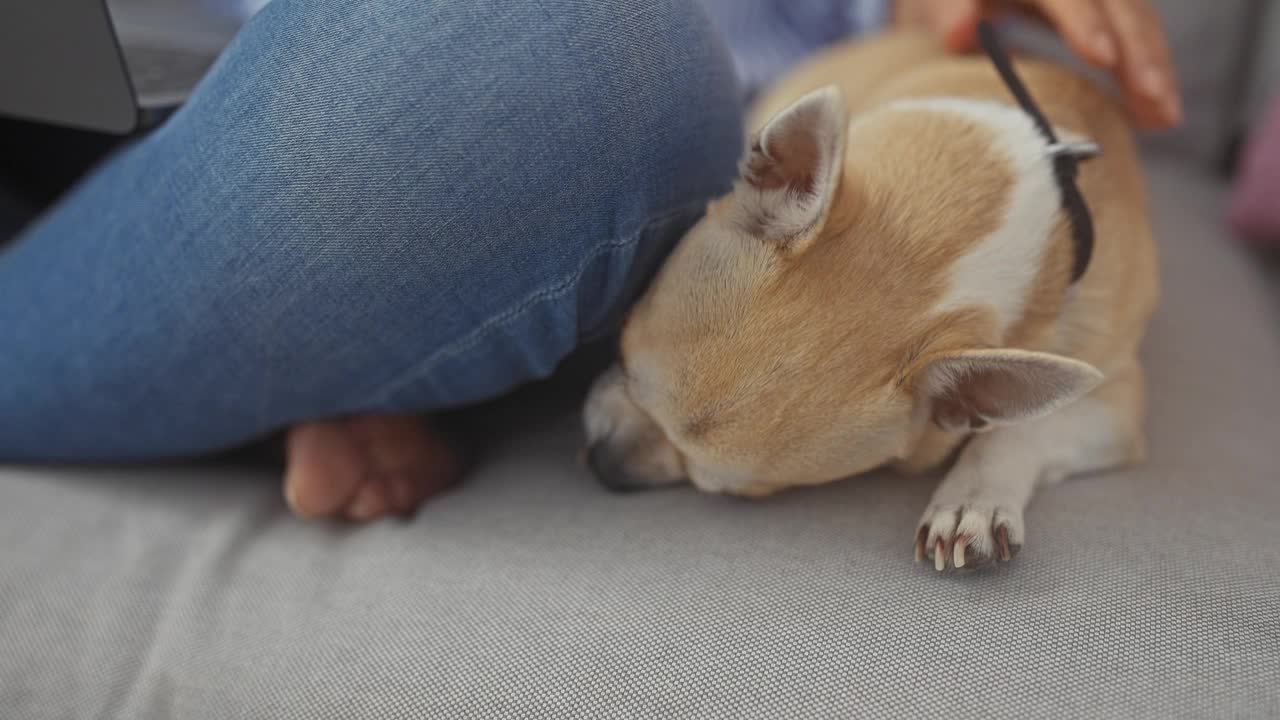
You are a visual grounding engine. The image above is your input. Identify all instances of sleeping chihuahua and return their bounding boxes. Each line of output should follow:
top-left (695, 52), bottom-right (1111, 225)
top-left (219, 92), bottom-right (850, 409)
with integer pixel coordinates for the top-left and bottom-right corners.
top-left (582, 30), bottom-right (1158, 571)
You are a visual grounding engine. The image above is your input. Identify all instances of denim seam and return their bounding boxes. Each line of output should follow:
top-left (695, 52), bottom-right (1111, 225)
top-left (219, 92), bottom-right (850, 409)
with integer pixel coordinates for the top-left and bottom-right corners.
top-left (369, 201), bottom-right (700, 405)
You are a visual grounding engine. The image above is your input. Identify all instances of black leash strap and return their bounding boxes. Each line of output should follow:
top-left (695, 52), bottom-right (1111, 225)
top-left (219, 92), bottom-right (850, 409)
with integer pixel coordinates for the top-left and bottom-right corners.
top-left (977, 20), bottom-right (1096, 283)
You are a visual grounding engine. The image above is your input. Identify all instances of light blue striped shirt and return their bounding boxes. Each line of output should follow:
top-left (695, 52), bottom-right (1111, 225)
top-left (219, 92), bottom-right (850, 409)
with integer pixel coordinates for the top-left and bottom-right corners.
top-left (700, 0), bottom-right (889, 98)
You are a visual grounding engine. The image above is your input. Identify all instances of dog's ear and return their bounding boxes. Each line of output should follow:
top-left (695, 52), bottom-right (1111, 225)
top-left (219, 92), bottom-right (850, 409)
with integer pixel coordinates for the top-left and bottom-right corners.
top-left (915, 349), bottom-right (1103, 432)
top-left (733, 85), bottom-right (847, 254)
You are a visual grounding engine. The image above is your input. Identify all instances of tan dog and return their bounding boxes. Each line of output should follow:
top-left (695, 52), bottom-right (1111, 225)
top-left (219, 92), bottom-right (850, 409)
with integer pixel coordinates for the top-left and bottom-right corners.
top-left (583, 30), bottom-right (1158, 571)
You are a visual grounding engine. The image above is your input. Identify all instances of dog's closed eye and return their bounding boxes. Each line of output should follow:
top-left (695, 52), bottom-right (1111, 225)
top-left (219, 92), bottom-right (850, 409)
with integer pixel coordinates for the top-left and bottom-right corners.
top-left (681, 413), bottom-right (718, 441)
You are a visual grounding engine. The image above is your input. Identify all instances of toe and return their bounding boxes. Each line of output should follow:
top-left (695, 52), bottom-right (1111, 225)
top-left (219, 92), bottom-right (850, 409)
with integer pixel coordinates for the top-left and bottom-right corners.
top-left (921, 508), bottom-right (959, 570)
top-left (385, 473), bottom-right (420, 514)
top-left (345, 475), bottom-right (392, 521)
top-left (346, 415), bottom-right (460, 514)
top-left (284, 421), bottom-right (367, 518)
top-left (954, 507), bottom-right (998, 568)
top-left (992, 508), bottom-right (1025, 561)
top-left (916, 503), bottom-right (1027, 571)
top-left (994, 524), bottom-right (1023, 562)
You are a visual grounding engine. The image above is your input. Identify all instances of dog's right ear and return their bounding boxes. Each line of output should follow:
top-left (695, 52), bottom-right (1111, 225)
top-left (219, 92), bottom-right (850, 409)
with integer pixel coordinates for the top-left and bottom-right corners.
top-left (913, 349), bottom-right (1104, 433)
top-left (732, 86), bottom-right (847, 254)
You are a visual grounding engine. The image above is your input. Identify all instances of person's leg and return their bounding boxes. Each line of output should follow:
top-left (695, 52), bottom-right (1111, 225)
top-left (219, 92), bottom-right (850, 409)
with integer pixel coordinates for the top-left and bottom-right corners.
top-left (0, 0), bottom-right (741, 503)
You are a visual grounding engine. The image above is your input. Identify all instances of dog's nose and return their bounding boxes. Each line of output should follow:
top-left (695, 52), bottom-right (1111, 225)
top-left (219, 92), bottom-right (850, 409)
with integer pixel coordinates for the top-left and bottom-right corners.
top-left (585, 442), bottom-right (644, 493)
top-left (586, 442), bottom-right (626, 492)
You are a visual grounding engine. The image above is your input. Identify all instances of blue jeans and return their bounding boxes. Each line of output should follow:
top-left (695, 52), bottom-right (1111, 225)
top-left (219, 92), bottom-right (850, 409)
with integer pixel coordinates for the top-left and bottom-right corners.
top-left (0, 0), bottom-right (742, 460)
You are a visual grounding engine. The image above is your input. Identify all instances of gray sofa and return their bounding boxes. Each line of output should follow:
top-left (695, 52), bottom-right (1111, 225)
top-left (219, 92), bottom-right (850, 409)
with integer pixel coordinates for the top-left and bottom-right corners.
top-left (3, 4), bottom-right (1278, 719)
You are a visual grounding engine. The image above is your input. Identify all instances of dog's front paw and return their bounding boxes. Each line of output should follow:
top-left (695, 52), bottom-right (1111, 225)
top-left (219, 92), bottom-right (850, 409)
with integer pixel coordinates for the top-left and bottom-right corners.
top-left (914, 503), bottom-right (1024, 571)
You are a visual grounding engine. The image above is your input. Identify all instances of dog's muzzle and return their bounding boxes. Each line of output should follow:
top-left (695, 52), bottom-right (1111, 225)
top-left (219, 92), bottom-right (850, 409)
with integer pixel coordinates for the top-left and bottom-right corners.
top-left (585, 441), bottom-right (641, 493)
top-left (585, 441), bottom-right (685, 493)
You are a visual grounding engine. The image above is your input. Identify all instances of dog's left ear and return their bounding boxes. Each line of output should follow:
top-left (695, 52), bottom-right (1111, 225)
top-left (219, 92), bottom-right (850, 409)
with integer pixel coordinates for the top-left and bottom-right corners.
top-left (915, 349), bottom-right (1103, 432)
top-left (733, 85), bottom-right (847, 254)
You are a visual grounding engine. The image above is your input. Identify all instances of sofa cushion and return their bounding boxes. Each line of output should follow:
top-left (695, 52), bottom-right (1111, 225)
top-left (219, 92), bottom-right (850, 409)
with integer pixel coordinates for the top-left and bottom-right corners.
top-left (1, 155), bottom-right (1277, 719)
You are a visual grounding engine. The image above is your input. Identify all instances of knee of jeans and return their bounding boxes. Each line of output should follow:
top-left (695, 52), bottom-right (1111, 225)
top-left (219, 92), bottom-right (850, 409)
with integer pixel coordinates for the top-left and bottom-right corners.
top-left (175, 0), bottom-right (745, 368)
top-left (204, 0), bottom-right (744, 215)
top-left (557, 0), bottom-right (747, 204)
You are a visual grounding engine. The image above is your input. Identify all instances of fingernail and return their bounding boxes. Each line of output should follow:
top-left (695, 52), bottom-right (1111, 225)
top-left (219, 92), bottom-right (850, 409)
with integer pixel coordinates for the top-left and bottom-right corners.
top-left (1140, 67), bottom-right (1165, 98)
top-left (1092, 33), bottom-right (1117, 64)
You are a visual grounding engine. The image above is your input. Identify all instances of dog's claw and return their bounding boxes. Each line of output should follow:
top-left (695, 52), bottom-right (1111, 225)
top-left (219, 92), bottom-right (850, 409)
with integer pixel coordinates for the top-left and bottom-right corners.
top-left (916, 503), bottom-right (1025, 573)
top-left (995, 525), bottom-right (1012, 562)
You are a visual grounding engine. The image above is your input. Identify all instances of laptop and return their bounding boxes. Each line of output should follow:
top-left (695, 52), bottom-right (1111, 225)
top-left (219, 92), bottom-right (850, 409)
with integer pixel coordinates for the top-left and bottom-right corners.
top-left (0, 0), bottom-right (252, 134)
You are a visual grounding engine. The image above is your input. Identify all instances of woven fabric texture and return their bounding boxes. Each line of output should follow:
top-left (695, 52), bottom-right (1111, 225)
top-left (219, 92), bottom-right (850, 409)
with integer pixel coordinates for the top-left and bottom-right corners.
top-left (1, 157), bottom-right (1278, 719)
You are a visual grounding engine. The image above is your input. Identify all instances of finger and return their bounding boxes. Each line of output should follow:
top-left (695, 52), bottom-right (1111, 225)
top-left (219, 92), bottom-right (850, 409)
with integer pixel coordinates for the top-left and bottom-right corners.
top-left (891, 0), bottom-right (930, 27)
top-left (929, 0), bottom-right (981, 51)
top-left (1023, 0), bottom-right (1119, 66)
top-left (1101, 0), bottom-right (1181, 128)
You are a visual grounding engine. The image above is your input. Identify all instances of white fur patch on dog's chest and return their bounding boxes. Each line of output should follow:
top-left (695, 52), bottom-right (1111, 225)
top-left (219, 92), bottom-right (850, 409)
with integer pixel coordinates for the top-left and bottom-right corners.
top-left (886, 98), bottom-right (1062, 336)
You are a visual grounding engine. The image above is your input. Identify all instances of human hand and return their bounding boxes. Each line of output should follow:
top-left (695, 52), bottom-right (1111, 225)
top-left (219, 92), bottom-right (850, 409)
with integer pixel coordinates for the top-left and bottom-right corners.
top-left (895, 0), bottom-right (1182, 129)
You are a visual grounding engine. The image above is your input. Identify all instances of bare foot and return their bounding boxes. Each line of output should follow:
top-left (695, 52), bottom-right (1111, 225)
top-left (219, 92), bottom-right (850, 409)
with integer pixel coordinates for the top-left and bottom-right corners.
top-left (283, 415), bottom-right (459, 521)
